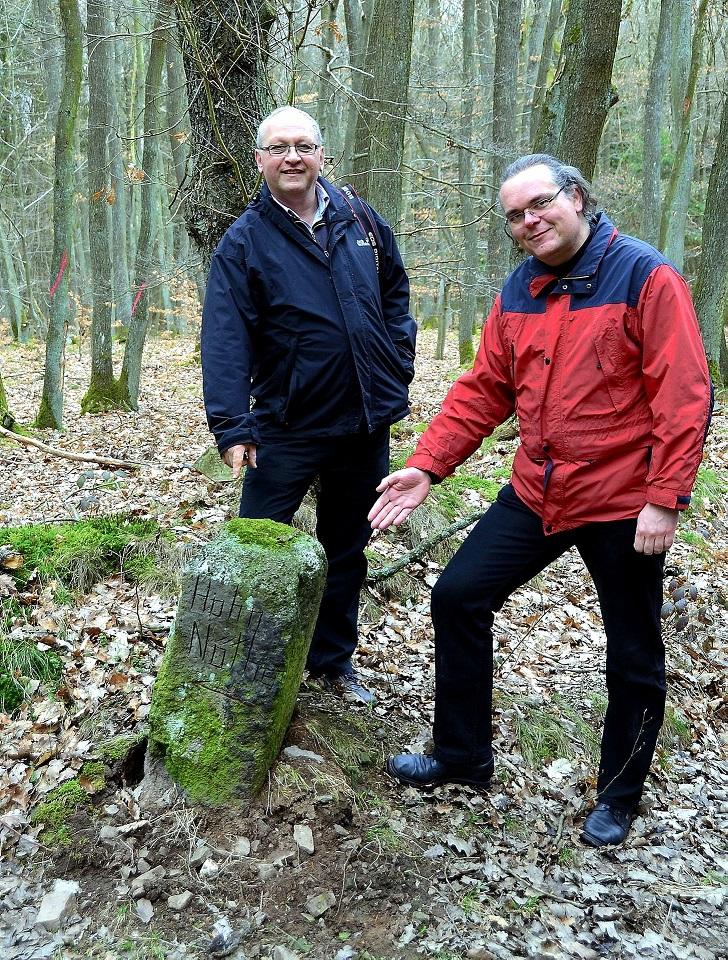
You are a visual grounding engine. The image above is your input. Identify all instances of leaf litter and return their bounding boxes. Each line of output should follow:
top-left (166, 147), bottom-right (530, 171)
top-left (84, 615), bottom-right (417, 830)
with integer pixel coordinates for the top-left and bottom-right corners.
top-left (0, 329), bottom-right (726, 959)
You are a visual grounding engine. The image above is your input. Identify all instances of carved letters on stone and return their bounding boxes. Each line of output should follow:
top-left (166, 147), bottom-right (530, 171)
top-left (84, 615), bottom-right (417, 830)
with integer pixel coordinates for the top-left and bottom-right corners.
top-left (183, 575), bottom-right (279, 685)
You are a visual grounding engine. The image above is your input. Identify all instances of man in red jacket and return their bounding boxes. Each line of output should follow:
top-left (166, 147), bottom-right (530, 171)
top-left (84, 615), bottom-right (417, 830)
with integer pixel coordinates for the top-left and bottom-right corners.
top-left (369, 154), bottom-right (711, 847)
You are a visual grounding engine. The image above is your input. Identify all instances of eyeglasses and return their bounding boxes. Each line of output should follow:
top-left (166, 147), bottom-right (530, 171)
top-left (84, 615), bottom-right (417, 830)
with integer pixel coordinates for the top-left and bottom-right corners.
top-left (258, 142), bottom-right (321, 157)
top-left (504, 186), bottom-right (567, 229)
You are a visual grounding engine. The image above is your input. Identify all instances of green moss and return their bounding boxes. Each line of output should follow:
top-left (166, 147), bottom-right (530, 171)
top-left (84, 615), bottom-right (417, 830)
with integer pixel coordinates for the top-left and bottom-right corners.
top-left (443, 474), bottom-right (500, 502)
top-left (31, 779), bottom-right (89, 847)
top-left (225, 517), bottom-right (302, 552)
top-left (98, 731), bottom-right (147, 762)
top-left (148, 652), bottom-right (257, 804)
top-left (80, 376), bottom-right (130, 415)
top-left (0, 516), bottom-right (163, 589)
top-left (80, 760), bottom-right (106, 791)
top-left (389, 443), bottom-right (416, 473)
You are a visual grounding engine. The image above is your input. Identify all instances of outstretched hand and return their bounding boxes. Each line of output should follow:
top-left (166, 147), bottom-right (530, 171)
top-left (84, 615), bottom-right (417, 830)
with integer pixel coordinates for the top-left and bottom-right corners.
top-left (223, 443), bottom-right (257, 479)
top-left (368, 467), bottom-right (433, 531)
top-left (634, 503), bottom-right (678, 555)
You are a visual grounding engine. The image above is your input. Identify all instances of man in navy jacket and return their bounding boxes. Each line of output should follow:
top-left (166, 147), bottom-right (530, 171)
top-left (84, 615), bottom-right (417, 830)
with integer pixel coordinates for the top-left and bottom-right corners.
top-left (201, 106), bottom-right (416, 702)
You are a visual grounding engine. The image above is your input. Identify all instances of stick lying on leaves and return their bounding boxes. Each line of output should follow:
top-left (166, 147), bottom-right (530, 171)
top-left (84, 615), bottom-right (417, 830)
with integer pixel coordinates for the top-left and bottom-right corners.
top-left (0, 425), bottom-right (141, 470)
top-left (367, 509), bottom-right (486, 583)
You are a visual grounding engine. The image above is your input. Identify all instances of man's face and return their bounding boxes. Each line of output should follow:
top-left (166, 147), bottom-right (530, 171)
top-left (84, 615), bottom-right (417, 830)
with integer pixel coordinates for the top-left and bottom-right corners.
top-left (499, 163), bottom-right (590, 266)
top-left (255, 113), bottom-right (323, 206)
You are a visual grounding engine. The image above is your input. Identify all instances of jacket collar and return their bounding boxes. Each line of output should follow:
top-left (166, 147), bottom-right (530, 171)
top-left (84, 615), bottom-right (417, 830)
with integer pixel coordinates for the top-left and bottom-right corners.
top-left (527, 213), bottom-right (618, 298)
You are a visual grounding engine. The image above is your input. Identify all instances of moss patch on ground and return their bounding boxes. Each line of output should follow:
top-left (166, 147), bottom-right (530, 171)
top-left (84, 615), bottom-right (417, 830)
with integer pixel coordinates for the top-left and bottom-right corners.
top-left (31, 779), bottom-right (90, 847)
top-left (0, 516), bottom-right (167, 591)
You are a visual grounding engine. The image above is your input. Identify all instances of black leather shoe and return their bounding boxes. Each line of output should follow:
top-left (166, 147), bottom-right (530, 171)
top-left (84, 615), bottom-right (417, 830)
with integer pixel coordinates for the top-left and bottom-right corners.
top-left (581, 802), bottom-right (635, 847)
top-left (386, 753), bottom-right (494, 789)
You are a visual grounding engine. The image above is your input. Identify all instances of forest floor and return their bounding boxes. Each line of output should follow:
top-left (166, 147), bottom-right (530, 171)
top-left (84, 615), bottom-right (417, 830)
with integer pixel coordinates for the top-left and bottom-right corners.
top-left (0, 329), bottom-right (727, 960)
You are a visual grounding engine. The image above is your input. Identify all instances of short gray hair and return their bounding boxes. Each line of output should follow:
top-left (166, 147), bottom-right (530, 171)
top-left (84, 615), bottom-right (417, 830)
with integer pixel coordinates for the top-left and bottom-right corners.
top-left (256, 107), bottom-right (323, 149)
top-left (501, 154), bottom-right (599, 222)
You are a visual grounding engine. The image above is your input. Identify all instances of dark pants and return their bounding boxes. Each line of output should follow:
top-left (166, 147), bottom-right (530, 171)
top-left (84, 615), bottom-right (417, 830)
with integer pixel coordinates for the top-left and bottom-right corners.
top-left (432, 484), bottom-right (666, 812)
top-left (240, 426), bottom-right (390, 678)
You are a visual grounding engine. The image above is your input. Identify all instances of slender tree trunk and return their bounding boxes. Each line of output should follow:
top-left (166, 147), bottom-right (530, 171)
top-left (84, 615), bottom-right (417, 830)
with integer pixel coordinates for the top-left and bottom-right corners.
top-left (0, 216), bottom-right (24, 340)
top-left (641, 0), bottom-right (672, 246)
top-left (82, 0), bottom-right (125, 413)
top-left (351, 0), bottom-right (415, 226)
top-left (458, 0), bottom-right (479, 365)
top-left (119, 2), bottom-right (169, 409)
top-left (488, 0), bottom-right (521, 287)
top-left (521, 0), bottom-right (547, 142)
top-left (659, 0), bottom-right (708, 268)
top-left (692, 89), bottom-right (728, 383)
top-left (529, 0), bottom-right (562, 145)
top-left (36, 0), bottom-right (83, 429)
top-left (534, 0), bottom-right (622, 178)
top-left (109, 29), bottom-right (133, 329)
top-left (342, 0), bottom-right (369, 177)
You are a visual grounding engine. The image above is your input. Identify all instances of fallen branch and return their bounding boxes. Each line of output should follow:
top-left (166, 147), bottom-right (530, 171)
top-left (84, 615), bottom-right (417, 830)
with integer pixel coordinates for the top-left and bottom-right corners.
top-left (0, 425), bottom-right (141, 469)
top-left (367, 509), bottom-right (486, 583)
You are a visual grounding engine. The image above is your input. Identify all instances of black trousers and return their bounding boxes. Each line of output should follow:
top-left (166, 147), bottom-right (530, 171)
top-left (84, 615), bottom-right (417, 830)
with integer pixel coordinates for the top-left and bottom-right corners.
top-left (431, 484), bottom-right (666, 812)
top-left (239, 426), bottom-right (390, 678)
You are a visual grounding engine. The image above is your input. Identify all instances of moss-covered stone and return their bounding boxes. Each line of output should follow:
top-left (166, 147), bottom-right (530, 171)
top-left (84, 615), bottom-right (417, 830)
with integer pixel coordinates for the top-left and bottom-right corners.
top-left (147, 519), bottom-right (327, 805)
top-left (193, 445), bottom-right (234, 483)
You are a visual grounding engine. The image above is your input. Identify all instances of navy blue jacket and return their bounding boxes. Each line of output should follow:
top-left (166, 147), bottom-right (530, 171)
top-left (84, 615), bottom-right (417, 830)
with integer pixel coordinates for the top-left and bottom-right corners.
top-left (201, 178), bottom-right (416, 453)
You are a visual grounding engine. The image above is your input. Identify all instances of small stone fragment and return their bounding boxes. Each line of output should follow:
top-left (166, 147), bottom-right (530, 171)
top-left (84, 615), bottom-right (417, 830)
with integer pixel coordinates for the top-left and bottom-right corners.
top-left (305, 890), bottom-right (336, 918)
top-left (335, 948), bottom-right (358, 960)
top-left (130, 865), bottom-right (166, 898)
top-left (257, 862), bottom-right (277, 882)
top-left (35, 879), bottom-right (80, 932)
top-left (136, 898), bottom-right (154, 923)
top-left (200, 858), bottom-right (220, 879)
top-left (272, 947), bottom-right (301, 960)
top-left (293, 824), bottom-right (315, 855)
top-left (99, 825), bottom-right (119, 842)
top-left (190, 844), bottom-right (212, 867)
top-left (283, 746), bottom-right (324, 763)
top-left (232, 837), bottom-right (251, 857)
top-left (168, 891), bottom-right (193, 911)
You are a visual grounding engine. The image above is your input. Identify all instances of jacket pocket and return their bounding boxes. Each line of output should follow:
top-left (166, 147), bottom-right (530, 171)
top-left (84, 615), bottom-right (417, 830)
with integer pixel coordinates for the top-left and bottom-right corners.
top-left (591, 325), bottom-right (637, 413)
top-left (276, 337), bottom-right (299, 425)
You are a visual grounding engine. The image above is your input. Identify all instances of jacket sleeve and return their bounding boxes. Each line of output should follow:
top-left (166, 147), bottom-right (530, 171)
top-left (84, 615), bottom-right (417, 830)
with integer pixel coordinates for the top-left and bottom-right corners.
top-left (370, 207), bottom-right (417, 381)
top-left (407, 296), bottom-right (516, 478)
top-left (636, 264), bottom-right (712, 510)
top-left (201, 234), bottom-right (261, 453)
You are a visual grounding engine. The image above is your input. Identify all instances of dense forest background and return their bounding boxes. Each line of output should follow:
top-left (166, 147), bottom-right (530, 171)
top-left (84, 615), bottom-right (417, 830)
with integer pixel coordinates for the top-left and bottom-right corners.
top-left (0, 0), bottom-right (727, 431)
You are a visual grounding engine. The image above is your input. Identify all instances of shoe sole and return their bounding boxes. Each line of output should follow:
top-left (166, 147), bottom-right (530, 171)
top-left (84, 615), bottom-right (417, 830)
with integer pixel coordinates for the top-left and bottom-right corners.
top-left (385, 759), bottom-right (492, 791)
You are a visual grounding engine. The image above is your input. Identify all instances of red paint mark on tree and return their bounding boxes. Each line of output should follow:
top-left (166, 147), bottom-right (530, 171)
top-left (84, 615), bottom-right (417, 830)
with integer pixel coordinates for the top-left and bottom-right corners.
top-left (49, 250), bottom-right (69, 297)
top-left (131, 282), bottom-right (147, 315)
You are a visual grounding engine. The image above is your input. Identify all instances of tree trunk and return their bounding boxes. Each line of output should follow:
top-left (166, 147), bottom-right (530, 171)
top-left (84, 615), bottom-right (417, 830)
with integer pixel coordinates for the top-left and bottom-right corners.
top-left (351, 0), bottom-right (415, 227)
top-left (488, 0), bottom-right (521, 287)
top-left (0, 215), bottom-right (24, 340)
top-left (174, 0), bottom-right (274, 270)
top-left (529, 0), bottom-right (562, 145)
top-left (692, 89), bottom-right (728, 383)
top-left (534, 0), bottom-right (621, 178)
top-left (458, 0), bottom-right (479, 366)
top-left (36, 0), bottom-right (82, 429)
top-left (341, 0), bottom-right (370, 177)
top-left (82, 0), bottom-right (125, 413)
top-left (109, 27), bottom-right (133, 329)
top-left (641, 0), bottom-right (672, 246)
top-left (659, 0), bottom-right (708, 268)
top-left (118, 1), bottom-right (169, 409)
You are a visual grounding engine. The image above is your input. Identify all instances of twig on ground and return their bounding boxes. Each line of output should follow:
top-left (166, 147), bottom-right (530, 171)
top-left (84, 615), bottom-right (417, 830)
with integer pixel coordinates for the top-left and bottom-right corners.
top-left (368, 510), bottom-right (486, 582)
top-left (0, 425), bottom-right (141, 469)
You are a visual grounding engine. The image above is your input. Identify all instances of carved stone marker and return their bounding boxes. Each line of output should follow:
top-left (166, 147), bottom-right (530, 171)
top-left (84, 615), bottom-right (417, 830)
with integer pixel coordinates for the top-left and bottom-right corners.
top-left (147, 519), bottom-right (326, 804)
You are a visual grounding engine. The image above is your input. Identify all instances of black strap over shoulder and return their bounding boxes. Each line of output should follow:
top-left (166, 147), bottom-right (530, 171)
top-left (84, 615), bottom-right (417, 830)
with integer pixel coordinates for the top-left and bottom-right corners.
top-left (338, 183), bottom-right (382, 274)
